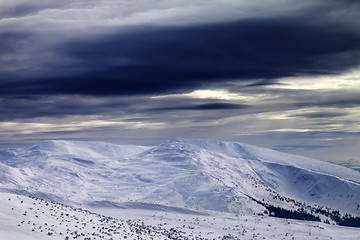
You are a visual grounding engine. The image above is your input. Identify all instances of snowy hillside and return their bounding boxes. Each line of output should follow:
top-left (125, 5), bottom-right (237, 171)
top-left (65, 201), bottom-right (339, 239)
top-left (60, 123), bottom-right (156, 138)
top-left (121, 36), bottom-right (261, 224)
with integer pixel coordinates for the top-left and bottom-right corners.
top-left (2, 192), bottom-right (360, 240)
top-left (1, 139), bottom-right (360, 232)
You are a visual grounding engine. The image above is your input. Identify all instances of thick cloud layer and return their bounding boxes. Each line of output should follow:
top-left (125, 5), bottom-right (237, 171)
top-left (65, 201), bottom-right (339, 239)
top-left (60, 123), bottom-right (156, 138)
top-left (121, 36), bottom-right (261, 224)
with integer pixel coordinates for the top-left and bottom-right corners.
top-left (0, 0), bottom-right (359, 166)
top-left (1, 16), bottom-right (360, 96)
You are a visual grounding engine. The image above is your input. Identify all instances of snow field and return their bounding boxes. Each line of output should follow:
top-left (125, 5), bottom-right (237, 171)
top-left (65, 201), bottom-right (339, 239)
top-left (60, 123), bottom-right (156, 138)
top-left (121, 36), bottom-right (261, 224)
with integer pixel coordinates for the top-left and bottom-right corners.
top-left (1, 192), bottom-right (359, 240)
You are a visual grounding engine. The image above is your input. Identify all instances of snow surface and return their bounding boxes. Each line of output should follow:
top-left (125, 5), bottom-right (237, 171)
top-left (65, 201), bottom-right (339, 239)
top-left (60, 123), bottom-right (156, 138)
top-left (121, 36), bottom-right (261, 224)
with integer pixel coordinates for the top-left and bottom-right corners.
top-left (1, 138), bottom-right (360, 239)
top-left (1, 192), bottom-right (359, 240)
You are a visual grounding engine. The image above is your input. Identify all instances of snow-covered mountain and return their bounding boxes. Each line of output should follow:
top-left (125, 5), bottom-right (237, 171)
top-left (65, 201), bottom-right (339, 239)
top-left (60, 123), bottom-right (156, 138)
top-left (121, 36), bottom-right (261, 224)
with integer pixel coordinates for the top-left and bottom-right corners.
top-left (1, 138), bottom-right (360, 228)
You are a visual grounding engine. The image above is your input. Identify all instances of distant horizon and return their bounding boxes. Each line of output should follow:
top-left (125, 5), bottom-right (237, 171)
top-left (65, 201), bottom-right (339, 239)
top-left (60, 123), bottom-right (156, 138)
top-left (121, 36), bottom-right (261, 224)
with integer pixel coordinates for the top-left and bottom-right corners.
top-left (2, 137), bottom-right (359, 173)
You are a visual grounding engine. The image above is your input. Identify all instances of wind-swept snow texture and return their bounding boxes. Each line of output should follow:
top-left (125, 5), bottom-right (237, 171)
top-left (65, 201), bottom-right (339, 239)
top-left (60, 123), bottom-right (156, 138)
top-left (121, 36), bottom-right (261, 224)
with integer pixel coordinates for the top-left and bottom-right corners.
top-left (1, 192), bottom-right (360, 240)
top-left (1, 139), bottom-right (360, 228)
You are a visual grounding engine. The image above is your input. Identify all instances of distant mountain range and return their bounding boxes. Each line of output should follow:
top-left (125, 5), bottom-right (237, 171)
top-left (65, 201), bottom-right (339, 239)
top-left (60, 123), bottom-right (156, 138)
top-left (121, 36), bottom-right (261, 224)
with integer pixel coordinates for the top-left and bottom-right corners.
top-left (339, 159), bottom-right (360, 173)
top-left (1, 138), bottom-right (359, 227)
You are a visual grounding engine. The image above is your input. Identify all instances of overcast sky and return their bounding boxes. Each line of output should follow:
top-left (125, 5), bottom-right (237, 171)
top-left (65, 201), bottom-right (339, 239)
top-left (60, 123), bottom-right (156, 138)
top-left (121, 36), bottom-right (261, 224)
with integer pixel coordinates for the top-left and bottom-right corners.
top-left (0, 0), bottom-right (359, 166)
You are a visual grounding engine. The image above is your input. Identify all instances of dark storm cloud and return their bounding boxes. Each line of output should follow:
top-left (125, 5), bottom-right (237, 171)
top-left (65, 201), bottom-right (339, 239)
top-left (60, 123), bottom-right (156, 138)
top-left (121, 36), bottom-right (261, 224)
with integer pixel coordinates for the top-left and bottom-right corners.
top-left (0, 31), bottom-right (33, 55)
top-left (273, 145), bottom-right (330, 151)
top-left (151, 103), bottom-right (248, 111)
top-left (0, 3), bottom-right (55, 19)
top-left (125, 118), bottom-right (157, 122)
top-left (0, 1), bottom-right (81, 19)
top-left (290, 112), bottom-right (348, 119)
top-left (243, 79), bottom-right (281, 87)
top-left (0, 91), bottom-right (250, 121)
top-left (0, 96), bottom-right (133, 121)
top-left (1, 12), bottom-right (360, 96)
top-left (294, 96), bottom-right (360, 108)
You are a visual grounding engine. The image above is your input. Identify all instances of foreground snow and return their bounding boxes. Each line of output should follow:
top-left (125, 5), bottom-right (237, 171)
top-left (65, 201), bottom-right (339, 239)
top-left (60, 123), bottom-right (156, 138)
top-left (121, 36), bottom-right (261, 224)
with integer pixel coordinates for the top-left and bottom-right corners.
top-left (1, 192), bottom-right (359, 240)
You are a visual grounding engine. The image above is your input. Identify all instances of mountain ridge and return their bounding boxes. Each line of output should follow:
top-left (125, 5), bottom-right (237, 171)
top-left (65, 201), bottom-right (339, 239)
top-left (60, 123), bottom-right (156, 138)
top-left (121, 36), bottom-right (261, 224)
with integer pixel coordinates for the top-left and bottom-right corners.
top-left (1, 138), bottom-right (359, 227)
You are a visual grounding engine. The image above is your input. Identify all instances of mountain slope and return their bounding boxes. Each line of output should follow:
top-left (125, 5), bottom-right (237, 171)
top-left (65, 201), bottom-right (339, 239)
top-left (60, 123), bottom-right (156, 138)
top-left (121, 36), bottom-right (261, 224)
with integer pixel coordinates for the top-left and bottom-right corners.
top-left (0, 139), bottom-right (359, 225)
top-left (3, 192), bottom-right (360, 240)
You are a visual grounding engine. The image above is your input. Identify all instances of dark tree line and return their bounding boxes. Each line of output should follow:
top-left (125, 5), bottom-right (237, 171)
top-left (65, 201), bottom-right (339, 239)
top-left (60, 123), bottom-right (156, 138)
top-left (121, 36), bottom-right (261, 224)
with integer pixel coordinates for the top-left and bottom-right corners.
top-left (247, 194), bottom-right (360, 228)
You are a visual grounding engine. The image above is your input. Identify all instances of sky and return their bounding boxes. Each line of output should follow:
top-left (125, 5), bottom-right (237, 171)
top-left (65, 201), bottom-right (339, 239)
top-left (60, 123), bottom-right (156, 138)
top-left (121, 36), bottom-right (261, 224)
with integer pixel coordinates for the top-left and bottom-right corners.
top-left (0, 0), bottom-right (359, 167)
